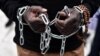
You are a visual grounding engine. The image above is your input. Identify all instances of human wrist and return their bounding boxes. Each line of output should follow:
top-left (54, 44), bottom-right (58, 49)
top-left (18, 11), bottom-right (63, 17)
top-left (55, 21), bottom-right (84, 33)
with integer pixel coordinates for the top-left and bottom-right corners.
top-left (74, 5), bottom-right (91, 33)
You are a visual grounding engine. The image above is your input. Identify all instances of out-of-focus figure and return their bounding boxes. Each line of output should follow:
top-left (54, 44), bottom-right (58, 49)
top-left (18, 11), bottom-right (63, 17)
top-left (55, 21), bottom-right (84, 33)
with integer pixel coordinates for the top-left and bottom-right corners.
top-left (0, 9), bottom-right (18, 56)
top-left (88, 7), bottom-right (100, 56)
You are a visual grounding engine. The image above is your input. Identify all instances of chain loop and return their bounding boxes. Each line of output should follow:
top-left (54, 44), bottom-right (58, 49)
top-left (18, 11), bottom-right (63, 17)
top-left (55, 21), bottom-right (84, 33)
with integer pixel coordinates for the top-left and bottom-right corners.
top-left (40, 13), bottom-right (51, 55)
top-left (60, 38), bottom-right (66, 56)
top-left (17, 6), bottom-right (29, 45)
top-left (40, 5), bottom-right (82, 56)
top-left (17, 6), bottom-right (83, 56)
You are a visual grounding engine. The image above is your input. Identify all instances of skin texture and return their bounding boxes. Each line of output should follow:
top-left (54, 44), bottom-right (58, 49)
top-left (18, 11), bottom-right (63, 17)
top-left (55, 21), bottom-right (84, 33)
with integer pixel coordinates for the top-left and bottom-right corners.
top-left (55, 8), bottom-right (81, 35)
top-left (17, 43), bottom-right (84, 56)
top-left (23, 6), bottom-right (81, 35)
top-left (20, 6), bottom-right (83, 56)
top-left (23, 6), bottom-right (47, 33)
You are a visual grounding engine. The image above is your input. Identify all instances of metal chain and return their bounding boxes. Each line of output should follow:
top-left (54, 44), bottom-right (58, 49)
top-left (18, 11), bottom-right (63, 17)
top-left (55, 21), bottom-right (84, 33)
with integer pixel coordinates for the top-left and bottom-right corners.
top-left (40, 26), bottom-right (51, 55)
top-left (60, 38), bottom-right (66, 56)
top-left (50, 26), bottom-right (81, 39)
top-left (49, 5), bottom-right (82, 56)
top-left (39, 13), bottom-right (51, 55)
top-left (17, 6), bottom-right (29, 45)
top-left (49, 5), bottom-right (70, 26)
top-left (17, 6), bottom-right (83, 56)
top-left (18, 16), bottom-right (24, 45)
top-left (49, 6), bottom-right (69, 56)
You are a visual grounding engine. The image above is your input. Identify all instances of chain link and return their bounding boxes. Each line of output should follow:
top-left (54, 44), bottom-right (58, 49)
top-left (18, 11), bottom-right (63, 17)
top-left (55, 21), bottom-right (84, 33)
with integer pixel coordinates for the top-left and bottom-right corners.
top-left (40, 13), bottom-right (51, 55)
top-left (17, 6), bottom-right (29, 45)
top-left (17, 5), bottom-right (82, 56)
top-left (49, 5), bottom-right (70, 26)
top-left (40, 5), bottom-right (82, 56)
top-left (60, 38), bottom-right (66, 56)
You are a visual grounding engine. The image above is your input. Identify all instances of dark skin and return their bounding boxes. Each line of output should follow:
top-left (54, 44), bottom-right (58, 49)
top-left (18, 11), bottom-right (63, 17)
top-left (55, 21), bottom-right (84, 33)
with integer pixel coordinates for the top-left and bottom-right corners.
top-left (23, 6), bottom-right (81, 35)
top-left (23, 6), bottom-right (47, 33)
top-left (55, 8), bottom-right (81, 35)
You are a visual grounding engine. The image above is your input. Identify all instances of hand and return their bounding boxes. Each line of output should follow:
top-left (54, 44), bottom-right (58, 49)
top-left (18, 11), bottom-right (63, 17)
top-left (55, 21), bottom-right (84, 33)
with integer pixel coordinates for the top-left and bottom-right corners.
top-left (23, 6), bottom-right (47, 33)
top-left (55, 8), bottom-right (81, 35)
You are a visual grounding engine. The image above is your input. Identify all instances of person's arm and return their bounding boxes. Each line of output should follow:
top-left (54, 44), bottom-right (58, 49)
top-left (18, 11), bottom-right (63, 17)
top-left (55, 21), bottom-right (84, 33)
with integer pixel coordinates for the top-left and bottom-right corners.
top-left (1, 0), bottom-right (47, 33)
top-left (55, 0), bottom-right (100, 36)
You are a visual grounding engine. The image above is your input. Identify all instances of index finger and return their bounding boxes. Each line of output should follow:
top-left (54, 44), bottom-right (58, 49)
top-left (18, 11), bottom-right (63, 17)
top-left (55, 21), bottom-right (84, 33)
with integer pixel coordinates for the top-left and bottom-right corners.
top-left (31, 6), bottom-right (47, 13)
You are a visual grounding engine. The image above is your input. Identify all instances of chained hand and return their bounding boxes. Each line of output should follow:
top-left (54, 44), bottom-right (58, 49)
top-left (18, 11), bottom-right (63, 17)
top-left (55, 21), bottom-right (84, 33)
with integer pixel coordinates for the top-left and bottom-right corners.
top-left (23, 6), bottom-right (47, 33)
top-left (55, 7), bottom-right (82, 35)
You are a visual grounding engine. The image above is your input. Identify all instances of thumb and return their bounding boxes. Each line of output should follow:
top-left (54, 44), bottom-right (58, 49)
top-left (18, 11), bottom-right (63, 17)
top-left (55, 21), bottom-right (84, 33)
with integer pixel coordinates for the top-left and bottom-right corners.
top-left (41, 8), bottom-right (47, 13)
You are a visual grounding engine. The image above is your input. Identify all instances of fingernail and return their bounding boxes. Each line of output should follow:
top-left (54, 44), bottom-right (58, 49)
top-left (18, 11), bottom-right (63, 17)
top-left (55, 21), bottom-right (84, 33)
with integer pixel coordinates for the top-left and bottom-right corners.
top-left (42, 8), bottom-right (47, 12)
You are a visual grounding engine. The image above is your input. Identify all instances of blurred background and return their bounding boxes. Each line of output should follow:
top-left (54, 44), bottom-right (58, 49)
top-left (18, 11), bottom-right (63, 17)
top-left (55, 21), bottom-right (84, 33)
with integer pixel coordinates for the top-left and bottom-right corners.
top-left (0, 7), bottom-right (100, 56)
top-left (0, 9), bottom-right (18, 56)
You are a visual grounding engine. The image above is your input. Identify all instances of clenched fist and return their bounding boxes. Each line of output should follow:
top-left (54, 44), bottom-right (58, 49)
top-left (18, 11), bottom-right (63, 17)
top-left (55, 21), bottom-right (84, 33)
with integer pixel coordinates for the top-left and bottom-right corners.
top-left (55, 8), bottom-right (81, 35)
top-left (23, 6), bottom-right (47, 33)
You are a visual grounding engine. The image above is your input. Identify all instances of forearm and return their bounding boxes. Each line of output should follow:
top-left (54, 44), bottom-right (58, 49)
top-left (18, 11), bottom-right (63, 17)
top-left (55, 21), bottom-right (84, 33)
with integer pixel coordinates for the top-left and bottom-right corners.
top-left (75, 3), bottom-right (99, 35)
